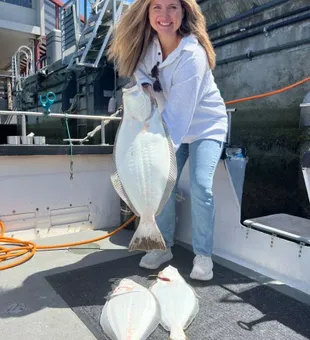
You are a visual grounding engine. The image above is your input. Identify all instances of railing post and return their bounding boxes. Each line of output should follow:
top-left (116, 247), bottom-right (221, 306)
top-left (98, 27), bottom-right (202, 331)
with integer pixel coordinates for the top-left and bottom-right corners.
top-left (227, 111), bottom-right (232, 145)
top-left (21, 115), bottom-right (27, 137)
top-left (101, 120), bottom-right (106, 145)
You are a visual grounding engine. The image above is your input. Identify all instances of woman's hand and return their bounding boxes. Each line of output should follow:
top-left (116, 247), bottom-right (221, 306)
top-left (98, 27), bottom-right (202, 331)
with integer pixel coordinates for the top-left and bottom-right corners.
top-left (142, 83), bottom-right (153, 97)
top-left (142, 83), bottom-right (157, 107)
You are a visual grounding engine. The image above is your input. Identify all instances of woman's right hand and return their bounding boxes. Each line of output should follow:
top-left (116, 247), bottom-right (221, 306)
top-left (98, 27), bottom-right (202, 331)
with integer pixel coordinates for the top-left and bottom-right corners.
top-left (142, 83), bottom-right (158, 107)
top-left (142, 83), bottom-right (153, 97)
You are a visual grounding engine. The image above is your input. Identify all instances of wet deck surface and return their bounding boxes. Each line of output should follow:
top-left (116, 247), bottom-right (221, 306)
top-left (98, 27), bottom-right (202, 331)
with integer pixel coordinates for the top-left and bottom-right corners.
top-left (1, 228), bottom-right (310, 340)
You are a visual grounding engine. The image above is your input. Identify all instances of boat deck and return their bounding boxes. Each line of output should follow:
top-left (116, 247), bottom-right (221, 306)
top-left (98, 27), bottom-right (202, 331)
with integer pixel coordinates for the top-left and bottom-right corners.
top-left (1, 228), bottom-right (310, 340)
top-left (0, 228), bottom-right (135, 340)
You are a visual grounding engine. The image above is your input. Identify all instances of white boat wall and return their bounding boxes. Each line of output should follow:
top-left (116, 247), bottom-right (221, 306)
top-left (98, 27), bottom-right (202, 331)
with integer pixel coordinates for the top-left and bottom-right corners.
top-left (0, 149), bottom-right (120, 240)
top-left (175, 144), bottom-right (310, 296)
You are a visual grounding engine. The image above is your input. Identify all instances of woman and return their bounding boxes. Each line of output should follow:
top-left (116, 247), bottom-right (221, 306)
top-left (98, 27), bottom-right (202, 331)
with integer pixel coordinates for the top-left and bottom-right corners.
top-left (107, 0), bottom-right (228, 281)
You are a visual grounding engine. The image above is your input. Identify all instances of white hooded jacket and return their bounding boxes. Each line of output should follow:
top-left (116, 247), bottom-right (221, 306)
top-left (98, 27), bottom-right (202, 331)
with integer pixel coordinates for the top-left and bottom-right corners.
top-left (134, 33), bottom-right (228, 151)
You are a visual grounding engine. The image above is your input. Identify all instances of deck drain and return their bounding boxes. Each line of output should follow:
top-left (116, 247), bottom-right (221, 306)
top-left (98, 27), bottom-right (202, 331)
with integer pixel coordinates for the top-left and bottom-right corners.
top-left (6, 303), bottom-right (27, 314)
top-left (67, 243), bottom-right (101, 254)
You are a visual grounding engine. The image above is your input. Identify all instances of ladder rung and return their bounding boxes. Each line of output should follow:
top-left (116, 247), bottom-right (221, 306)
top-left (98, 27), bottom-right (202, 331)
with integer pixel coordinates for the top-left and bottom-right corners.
top-left (76, 62), bottom-right (96, 68)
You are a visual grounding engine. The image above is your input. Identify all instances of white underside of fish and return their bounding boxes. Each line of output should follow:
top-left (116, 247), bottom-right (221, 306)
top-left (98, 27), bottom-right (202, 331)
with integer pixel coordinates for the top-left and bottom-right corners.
top-left (114, 108), bottom-right (171, 216)
top-left (100, 278), bottom-right (160, 340)
top-left (111, 80), bottom-right (177, 251)
top-left (150, 266), bottom-right (199, 340)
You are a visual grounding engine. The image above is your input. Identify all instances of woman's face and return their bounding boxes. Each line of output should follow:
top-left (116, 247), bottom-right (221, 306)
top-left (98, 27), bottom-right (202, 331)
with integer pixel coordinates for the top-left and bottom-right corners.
top-left (148, 0), bottom-right (184, 39)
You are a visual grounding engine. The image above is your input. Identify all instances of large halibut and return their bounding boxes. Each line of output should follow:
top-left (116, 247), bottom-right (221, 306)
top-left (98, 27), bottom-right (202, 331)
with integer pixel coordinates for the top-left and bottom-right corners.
top-left (100, 278), bottom-right (160, 339)
top-left (150, 265), bottom-right (199, 340)
top-left (111, 78), bottom-right (177, 251)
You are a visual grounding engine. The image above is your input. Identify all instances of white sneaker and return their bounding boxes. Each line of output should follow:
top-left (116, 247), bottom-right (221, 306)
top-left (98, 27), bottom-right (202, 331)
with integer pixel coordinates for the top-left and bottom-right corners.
top-left (190, 255), bottom-right (214, 281)
top-left (139, 248), bottom-right (173, 269)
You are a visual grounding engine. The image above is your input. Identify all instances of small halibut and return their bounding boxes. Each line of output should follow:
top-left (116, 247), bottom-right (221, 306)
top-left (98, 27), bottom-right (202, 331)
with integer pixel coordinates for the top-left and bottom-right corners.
top-left (149, 266), bottom-right (199, 340)
top-left (111, 78), bottom-right (177, 251)
top-left (100, 278), bottom-right (160, 339)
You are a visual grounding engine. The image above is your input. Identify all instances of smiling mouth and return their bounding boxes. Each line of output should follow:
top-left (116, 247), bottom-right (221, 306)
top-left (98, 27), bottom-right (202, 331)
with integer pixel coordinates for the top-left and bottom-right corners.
top-left (158, 22), bottom-right (172, 27)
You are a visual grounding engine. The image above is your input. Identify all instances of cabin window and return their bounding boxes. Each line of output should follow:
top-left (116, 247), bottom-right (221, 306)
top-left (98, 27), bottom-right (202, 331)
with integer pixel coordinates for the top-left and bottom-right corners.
top-left (0, 0), bottom-right (32, 9)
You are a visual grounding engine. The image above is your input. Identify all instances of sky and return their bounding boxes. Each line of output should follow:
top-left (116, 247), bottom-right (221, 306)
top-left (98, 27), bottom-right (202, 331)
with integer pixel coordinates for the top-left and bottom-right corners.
top-left (79, 1), bottom-right (92, 16)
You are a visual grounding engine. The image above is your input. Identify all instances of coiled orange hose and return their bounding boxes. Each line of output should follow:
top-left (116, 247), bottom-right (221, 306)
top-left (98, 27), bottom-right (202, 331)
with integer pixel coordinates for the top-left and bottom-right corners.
top-left (0, 216), bottom-right (136, 270)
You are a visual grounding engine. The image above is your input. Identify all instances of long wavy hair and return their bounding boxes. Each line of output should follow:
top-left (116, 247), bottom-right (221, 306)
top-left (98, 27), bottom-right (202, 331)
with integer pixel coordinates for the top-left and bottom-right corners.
top-left (107, 0), bottom-right (216, 77)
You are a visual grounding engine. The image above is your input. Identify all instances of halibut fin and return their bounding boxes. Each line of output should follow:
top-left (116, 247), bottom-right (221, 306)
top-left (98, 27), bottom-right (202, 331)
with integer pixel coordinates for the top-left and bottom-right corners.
top-left (156, 120), bottom-right (178, 216)
top-left (110, 120), bottom-right (140, 217)
top-left (128, 216), bottom-right (167, 252)
top-left (100, 300), bottom-right (118, 340)
top-left (110, 167), bottom-right (139, 216)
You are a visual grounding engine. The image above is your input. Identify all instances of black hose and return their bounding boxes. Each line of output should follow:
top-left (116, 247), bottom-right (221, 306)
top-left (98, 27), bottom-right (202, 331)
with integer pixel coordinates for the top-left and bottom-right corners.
top-left (214, 12), bottom-right (310, 48)
top-left (211, 5), bottom-right (310, 42)
top-left (202, 0), bottom-right (290, 32)
top-left (217, 38), bottom-right (310, 66)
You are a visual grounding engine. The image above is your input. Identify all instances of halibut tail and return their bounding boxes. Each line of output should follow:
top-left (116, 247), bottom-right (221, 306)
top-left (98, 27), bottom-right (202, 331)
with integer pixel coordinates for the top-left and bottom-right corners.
top-left (168, 325), bottom-right (188, 340)
top-left (128, 216), bottom-right (167, 252)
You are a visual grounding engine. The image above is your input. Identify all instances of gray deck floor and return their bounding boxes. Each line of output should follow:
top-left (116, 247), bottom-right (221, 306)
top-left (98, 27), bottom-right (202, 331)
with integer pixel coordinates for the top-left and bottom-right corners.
top-left (0, 228), bottom-right (138, 340)
top-left (1, 228), bottom-right (310, 340)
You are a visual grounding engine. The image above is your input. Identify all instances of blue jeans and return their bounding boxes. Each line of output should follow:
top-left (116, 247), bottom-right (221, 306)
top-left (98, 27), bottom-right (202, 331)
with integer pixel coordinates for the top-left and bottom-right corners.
top-left (156, 138), bottom-right (224, 256)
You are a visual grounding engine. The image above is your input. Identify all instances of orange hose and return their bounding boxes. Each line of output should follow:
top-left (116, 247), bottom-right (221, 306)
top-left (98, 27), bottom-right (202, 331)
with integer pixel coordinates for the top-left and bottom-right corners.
top-left (0, 216), bottom-right (136, 271)
top-left (225, 76), bottom-right (310, 105)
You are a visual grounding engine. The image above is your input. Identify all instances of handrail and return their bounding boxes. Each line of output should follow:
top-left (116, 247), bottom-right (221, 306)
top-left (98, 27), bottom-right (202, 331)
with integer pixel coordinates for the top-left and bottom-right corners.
top-left (0, 108), bottom-right (236, 146)
top-left (0, 109), bottom-right (236, 118)
top-left (0, 110), bottom-right (122, 120)
top-left (0, 109), bottom-right (122, 145)
top-left (12, 45), bottom-right (34, 88)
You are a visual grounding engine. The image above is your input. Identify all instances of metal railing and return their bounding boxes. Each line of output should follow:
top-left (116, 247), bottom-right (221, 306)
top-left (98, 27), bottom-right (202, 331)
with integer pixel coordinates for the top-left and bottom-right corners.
top-left (0, 107), bottom-right (237, 146)
top-left (0, 109), bottom-right (122, 145)
top-left (11, 45), bottom-right (34, 92)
